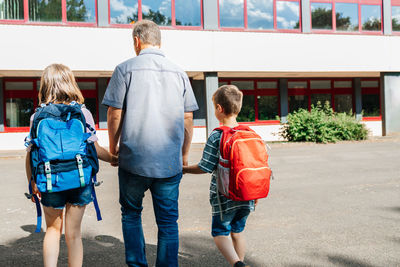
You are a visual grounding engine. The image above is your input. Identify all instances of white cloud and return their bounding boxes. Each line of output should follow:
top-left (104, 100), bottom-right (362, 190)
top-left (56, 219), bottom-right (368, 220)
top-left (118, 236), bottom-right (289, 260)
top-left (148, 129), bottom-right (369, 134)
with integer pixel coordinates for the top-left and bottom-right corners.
top-left (110, 0), bottom-right (138, 23)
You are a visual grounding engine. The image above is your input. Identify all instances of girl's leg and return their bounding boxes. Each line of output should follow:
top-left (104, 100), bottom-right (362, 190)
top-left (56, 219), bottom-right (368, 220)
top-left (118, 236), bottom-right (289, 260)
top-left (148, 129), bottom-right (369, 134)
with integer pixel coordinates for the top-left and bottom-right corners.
top-left (64, 204), bottom-right (86, 267)
top-left (43, 206), bottom-right (64, 267)
top-left (213, 235), bottom-right (240, 266)
top-left (231, 232), bottom-right (246, 262)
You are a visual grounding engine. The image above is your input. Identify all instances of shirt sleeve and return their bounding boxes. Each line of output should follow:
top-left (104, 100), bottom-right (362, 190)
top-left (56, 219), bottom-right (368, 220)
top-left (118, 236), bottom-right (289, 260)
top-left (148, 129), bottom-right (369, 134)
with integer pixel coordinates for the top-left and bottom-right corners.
top-left (181, 73), bottom-right (199, 112)
top-left (82, 108), bottom-right (98, 142)
top-left (198, 131), bottom-right (221, 173)
top-left (102, 66), bottom-right (126, 109)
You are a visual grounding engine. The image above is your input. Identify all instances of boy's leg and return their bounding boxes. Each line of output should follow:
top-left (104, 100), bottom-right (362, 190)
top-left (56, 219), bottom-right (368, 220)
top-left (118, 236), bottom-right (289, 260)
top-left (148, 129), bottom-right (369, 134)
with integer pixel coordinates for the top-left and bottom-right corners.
top-left (43, 206), bottom-right (64, 267)
top-left (64, 204), bottom-right (86, 267)
top-left (119, 168), bottom-right (151, 267)
top-left (231, 232), bottom-right (246, 262)
top-left (213, 235), bottom-right (241, 265)
top-left (149, 173), bottom-right (182, 267)
top-left (230, 209), bottom-right (251, 263)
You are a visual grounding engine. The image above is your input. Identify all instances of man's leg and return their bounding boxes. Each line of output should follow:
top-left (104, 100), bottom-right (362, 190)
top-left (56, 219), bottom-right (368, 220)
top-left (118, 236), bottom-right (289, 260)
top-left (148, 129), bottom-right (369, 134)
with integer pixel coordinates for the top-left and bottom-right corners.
top-left (119, 168), bottom-right (151, 267)
top-left (150, 173), bottom-right (182, 267)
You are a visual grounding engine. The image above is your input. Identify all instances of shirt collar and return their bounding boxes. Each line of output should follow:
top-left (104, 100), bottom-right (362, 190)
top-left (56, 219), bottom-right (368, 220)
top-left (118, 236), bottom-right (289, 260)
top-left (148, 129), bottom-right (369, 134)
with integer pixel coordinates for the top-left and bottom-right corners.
top-left (139, 48), bottom-right (165, 57)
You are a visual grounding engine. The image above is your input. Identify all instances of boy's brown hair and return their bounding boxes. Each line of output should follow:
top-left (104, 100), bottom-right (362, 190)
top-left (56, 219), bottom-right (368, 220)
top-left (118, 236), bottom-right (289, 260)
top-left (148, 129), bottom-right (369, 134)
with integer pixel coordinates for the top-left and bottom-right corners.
top-left (213, 85), bottom-right (243, 115)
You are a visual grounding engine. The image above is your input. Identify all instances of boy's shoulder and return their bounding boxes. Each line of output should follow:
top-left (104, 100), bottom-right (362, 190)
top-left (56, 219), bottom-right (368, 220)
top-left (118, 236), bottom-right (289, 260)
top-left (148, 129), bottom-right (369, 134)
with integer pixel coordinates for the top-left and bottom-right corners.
top-left (207, 130), bottom-right (223, 144)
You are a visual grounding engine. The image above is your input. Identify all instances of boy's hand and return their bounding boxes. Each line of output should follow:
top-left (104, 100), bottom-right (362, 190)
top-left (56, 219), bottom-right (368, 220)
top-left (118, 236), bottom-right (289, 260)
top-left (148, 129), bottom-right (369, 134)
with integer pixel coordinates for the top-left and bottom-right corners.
top-left (255, 199), bottom-right (259, 206)
top-left (30, 180), bottom-right (41, 203)
top-left (182, 166), bottom-right (187, 175)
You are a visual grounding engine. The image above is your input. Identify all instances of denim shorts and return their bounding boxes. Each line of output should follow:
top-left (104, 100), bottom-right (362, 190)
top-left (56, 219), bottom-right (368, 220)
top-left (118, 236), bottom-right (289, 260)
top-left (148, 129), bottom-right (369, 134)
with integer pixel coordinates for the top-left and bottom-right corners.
top-left (211, 208), bottom-right (251, 237)
top-left (41, 185), bottom-right (93, 209)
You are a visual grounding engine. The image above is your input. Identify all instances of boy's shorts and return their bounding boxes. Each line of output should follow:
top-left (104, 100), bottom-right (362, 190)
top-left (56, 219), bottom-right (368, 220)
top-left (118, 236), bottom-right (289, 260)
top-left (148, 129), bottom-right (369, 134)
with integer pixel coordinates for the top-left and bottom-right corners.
top-left (41, 185), bottom-right (93, 209)
top-left (211, 208), bottom-right (250, 237)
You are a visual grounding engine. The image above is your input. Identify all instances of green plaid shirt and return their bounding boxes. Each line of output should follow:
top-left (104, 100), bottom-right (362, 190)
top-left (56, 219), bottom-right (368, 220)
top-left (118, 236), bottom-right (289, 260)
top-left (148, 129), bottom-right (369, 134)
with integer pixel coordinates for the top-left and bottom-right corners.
top-left (198, 130), bottom-right (255, 216)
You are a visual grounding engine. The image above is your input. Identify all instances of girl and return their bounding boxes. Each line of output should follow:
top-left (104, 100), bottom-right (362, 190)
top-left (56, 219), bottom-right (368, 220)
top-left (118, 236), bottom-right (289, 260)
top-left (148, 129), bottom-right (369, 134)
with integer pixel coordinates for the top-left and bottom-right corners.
top-left (25, 63), bottom-right (117, 267)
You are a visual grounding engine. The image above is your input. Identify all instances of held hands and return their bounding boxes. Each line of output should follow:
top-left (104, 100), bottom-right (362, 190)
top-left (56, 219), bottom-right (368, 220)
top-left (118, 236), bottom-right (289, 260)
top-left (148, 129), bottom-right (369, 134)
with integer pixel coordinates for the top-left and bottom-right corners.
top-left (110, 145), bottom-right (119, 167)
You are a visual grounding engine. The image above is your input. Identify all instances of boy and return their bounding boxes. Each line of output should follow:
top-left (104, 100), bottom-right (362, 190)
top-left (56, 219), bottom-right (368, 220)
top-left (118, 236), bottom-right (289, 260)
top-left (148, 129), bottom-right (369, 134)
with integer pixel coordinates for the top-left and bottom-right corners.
top-left (183, 85), bottom-right (257, 267)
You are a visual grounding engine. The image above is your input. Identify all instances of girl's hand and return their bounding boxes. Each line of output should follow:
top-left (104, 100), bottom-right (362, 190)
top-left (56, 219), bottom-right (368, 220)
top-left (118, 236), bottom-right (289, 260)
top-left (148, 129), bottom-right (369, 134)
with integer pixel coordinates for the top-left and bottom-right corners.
top-left (110, 154), bottom-right (118, 167)
top-left (30, 180), bottom-right (41, 203)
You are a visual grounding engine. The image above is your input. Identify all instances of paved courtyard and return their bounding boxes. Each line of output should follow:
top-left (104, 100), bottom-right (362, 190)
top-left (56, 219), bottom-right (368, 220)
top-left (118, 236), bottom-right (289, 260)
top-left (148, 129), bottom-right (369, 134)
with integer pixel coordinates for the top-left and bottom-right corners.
top-left (1, 138), bottom-right (400, 267)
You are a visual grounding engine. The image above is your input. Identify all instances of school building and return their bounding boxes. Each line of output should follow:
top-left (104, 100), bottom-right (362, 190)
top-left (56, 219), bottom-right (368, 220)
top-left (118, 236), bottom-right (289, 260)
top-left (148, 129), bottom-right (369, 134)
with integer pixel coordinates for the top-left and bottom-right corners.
top-left (1, 0), bottom-right (400, 149)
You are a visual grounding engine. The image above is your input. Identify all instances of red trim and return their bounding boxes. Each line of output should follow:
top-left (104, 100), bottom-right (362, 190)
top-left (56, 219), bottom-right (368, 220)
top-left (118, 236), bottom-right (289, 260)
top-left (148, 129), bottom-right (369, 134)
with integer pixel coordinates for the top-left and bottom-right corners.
top-left (23, 0), bottom-right (29, 22)
top-left (171, 0), bottom-right (176, 26)
top-left (362, 116), bottom-right (381, 121)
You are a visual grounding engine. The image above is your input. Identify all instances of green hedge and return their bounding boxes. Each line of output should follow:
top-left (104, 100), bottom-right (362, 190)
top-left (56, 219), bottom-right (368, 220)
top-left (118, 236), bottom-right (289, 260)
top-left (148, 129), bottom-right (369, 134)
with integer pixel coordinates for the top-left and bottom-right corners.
top-left (279, 102), bottom-right (369, 143)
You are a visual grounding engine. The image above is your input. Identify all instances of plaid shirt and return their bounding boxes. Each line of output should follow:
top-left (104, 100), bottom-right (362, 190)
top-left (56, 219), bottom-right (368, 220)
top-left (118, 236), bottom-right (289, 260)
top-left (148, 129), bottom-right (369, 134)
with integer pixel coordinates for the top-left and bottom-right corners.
top-left (198, 130), bottom-right (255, 216)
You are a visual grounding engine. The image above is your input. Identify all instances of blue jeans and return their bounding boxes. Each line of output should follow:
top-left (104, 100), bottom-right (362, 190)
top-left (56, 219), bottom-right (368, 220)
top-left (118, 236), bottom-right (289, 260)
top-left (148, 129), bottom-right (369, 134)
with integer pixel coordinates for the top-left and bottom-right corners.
top-left (119, 168), bottom-right (182, 267)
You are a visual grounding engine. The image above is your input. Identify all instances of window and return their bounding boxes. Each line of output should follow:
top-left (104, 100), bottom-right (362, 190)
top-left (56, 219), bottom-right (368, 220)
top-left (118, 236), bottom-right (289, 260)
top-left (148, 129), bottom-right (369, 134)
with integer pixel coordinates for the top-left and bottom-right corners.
top-left (0, 0), bottom-right (97, 24)
top-left (276, 1), bottom-right (300, 30)
top-left (219, 79), bottom-right (280, 123)
top-left (218, 0), bottom-right (300, 31)
top-left (3, 78), bottom-right (100, 131)
top-left (0, 0), bottom-right (24, 20)
top-left (4, 79), bottom-right (37, 131)
top-left (361, 5), bottom-right (381, 31)
top-left (361, 79), bottom-right (380, 117)
top-left (110, 0), bottom-right (202, 28)
top-left (335, 2), bottom-right (358, 31)
top-left (288, 79), bottom-right (354, 114)
top-left (311, 2), bottom-right (333, 30)
top-left (219, 0), bottom-right (244, 28)
top-left (393, 3), bottom-right (400, 32)
top-left (247, 0), bottom-right (274, 30)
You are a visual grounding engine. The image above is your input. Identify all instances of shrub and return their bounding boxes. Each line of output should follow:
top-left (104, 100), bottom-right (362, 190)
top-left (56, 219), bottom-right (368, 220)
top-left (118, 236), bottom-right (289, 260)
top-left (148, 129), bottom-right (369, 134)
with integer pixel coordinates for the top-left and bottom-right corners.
top-left (279, 101), bottom-right (369, 143)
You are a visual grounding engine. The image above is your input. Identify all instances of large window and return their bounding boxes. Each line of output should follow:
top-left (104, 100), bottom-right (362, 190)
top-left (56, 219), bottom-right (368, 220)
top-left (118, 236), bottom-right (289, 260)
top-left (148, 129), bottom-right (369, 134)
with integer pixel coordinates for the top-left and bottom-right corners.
top-left (3, 78), bottom-right (99, 131)
top-left (219, 0), bottom-right (301, 31)
top-left (361, 79), bottom-right (380, 118)
top-left (288, 79), bottom-right (354, 114)
top-left (0, 0), bottom-right (97, 24)
top-left (219, 79), bottom-right (280, 123)
top-left (110, 0), bottom-right (202, 28)
top-left (310, 0), bottom-right (382, 33)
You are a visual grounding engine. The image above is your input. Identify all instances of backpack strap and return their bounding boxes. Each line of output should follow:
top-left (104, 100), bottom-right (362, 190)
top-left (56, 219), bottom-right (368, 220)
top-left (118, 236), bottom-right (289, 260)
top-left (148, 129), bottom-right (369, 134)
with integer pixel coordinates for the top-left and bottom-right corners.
top-left (26, 181), bottom-right (42, 233)
top-left (91, 175), bottom-right (102, 221)
top-left (44, 161), bottom-right (52, 192)
top-left (75, 155), bottom-right (86, 188)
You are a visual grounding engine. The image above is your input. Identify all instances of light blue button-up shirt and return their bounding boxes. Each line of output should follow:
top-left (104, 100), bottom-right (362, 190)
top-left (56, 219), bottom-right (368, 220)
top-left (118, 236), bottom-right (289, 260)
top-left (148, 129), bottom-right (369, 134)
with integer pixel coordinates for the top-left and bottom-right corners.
top-left (102, 48), bottom-right (198, 178)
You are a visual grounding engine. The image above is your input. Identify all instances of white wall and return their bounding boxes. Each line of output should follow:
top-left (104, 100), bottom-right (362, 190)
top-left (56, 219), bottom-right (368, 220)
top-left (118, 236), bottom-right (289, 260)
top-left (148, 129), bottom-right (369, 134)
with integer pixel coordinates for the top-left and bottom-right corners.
top-left (1, 123), bottom-right (382, 150)
top-left (1, 25), bottom-right (400, 73)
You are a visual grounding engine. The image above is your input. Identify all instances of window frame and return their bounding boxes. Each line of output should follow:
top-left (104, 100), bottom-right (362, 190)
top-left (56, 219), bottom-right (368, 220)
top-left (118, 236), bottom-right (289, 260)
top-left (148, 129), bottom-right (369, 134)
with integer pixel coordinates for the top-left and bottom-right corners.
top-left (219, 78), bottom-right (281, 125)
top-left (309, 0), bottom-right (383, 35)
top-left (108, 0), bottom-right (204, 30)
top-left (217, 0), bottom-right (302, 33)
top-left (0, 0), bottom-right (98, 26)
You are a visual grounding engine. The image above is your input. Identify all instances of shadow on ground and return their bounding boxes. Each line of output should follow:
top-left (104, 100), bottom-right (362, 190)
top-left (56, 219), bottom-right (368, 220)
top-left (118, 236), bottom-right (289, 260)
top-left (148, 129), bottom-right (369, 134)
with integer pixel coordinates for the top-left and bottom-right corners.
top-left (286, 254), bottom-right (378, 267)
top-left (0, 225), bottom-right (261, 267)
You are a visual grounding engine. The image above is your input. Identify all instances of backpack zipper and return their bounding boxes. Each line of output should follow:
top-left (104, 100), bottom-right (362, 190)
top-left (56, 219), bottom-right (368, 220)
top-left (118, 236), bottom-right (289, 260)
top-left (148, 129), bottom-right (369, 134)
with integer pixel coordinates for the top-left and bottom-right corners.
top-left (235, 166), bottom-right (271, 190)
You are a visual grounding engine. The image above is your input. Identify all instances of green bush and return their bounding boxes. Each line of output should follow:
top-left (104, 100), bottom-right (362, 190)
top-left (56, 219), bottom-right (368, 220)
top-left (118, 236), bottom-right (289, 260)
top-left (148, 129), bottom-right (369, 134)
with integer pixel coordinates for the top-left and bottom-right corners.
top-left (279, 101), bottom-right (369, 143)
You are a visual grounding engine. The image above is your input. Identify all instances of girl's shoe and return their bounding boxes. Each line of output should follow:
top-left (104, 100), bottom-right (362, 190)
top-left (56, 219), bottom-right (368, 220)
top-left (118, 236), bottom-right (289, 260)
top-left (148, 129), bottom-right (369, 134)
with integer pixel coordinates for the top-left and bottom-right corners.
top-left (234, 261), bottom-right (250, 267)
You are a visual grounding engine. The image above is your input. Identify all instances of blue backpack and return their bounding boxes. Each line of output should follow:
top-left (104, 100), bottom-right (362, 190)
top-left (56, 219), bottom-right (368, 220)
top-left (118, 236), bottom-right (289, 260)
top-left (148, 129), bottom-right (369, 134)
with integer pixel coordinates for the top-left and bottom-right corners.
top-left (25, 103), bottom-right (102, 232)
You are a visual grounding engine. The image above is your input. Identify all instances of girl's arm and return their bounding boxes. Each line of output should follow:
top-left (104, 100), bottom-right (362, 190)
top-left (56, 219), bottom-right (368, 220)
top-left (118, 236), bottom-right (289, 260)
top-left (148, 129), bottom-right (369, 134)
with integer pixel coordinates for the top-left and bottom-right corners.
top-left (183, 164), bottom-right (206, 174)
top-left (25, 152), bottom-right (40, 202)
top-left (94, 142), bottom-right (118, 165)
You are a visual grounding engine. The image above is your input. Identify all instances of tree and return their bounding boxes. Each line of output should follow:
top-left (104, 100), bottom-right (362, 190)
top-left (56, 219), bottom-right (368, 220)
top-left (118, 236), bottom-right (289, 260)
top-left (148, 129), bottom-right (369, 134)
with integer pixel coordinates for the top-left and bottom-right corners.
top-left (336, 12), bottom-right (355, 31)
top-left (362, 18), bottom-right (381, 31)
top-left (311, 7), bottom-right (332, 29)
top-left (67, 0), bottom-right (87, 21)
top-left (393, 18), bottom-right (400, 31)
top-left (142, 9), bottom-right (171, 26)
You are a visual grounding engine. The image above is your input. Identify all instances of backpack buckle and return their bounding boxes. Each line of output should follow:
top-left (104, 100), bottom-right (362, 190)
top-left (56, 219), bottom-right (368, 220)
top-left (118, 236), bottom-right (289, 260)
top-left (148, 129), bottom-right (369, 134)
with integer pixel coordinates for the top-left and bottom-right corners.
top-left (44, 162), bottom-right (51, 174)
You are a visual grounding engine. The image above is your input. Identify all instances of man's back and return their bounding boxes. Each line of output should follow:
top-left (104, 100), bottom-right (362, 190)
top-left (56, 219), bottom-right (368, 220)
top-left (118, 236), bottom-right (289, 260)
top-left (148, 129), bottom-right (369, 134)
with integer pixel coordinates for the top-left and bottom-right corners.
top-left (103, 48), bottom-right (198, 178)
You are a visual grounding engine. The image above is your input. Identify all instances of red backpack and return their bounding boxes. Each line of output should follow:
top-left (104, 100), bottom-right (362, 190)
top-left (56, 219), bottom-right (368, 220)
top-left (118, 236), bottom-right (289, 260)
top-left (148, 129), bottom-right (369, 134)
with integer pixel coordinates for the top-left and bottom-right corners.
top-left (215, 125), bottom-right (271, 201)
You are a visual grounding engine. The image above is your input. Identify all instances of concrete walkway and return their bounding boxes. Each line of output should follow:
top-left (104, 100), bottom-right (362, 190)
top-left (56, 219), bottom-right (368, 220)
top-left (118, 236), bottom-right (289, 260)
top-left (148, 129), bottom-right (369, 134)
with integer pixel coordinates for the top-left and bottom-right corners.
top-left (1, 138), bottom-right (400, 266)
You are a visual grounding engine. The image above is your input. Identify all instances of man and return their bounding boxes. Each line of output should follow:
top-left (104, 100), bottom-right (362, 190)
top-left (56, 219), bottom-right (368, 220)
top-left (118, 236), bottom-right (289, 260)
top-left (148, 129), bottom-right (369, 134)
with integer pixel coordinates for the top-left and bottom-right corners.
top-left (102, 20), bottom-right (198, 267)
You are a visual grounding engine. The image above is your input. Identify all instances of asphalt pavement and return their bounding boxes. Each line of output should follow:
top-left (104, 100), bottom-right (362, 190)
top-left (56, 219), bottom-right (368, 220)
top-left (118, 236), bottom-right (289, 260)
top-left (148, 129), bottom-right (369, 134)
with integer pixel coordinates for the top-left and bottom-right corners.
top-left (1, 138), bottom-right (400, 267)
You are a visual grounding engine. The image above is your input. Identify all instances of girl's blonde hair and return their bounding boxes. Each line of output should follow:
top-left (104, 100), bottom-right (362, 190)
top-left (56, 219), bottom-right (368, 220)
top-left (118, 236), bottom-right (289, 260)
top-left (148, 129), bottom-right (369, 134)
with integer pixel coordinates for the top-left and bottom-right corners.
top-left (39, 64), bottom-right (84, 105)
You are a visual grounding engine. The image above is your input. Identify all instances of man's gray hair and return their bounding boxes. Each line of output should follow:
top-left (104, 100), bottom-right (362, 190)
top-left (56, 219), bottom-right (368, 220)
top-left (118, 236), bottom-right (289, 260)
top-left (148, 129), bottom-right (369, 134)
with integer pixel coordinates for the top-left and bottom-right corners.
top-left (132, 20), bottom-right (161, 46)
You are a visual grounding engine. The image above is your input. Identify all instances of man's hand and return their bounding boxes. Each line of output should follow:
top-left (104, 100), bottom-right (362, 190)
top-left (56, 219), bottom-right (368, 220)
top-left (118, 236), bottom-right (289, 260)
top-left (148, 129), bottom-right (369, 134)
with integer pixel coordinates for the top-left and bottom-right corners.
top-left (107, 107), bottom-right (123, 166)
top-left (182, 112), bottom-right (193, 167)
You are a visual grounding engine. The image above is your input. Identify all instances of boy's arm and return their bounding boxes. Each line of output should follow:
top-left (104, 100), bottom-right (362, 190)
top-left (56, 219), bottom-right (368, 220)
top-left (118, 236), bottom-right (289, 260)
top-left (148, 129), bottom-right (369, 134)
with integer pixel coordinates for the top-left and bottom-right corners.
top-left (94, 142), bottom-right (118, 166)
top-left (183, 164), bottom-right (206, 174)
